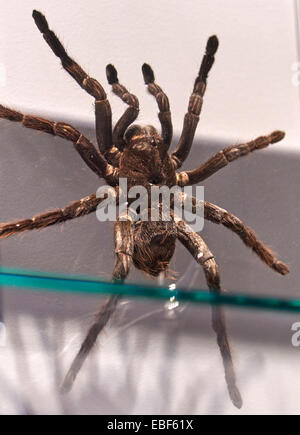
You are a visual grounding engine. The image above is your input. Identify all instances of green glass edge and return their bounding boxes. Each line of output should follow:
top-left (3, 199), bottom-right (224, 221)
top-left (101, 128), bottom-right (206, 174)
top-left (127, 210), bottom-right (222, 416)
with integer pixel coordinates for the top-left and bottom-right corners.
top-left (0, 266), bottom-right (299, 313)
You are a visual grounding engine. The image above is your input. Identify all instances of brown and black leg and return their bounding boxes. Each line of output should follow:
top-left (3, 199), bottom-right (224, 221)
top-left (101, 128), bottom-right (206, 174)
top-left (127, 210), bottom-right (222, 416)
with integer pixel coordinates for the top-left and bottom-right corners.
top-left (61, 215), bottom-right (134, 393)
top-left (106, 64), bottom-right (139, 152)
top-left (142, 64), bottom-right (173, 150)
top-left (171, 35), bottom-right (219, 169)
top-left (179, 193), bottom-right (289, 275)
top-left (176, 131), bottom-right (285, 186)
top-left (0, 105), bottom-right (118, 185)
top-left (203, 200), bottom-right (289, 275)
top-left (32, 10), bottom-right (115, 163)
top-left (0, 193), bottom-right (107, 239)
top-left (176, 219), bottom-right (242, 408)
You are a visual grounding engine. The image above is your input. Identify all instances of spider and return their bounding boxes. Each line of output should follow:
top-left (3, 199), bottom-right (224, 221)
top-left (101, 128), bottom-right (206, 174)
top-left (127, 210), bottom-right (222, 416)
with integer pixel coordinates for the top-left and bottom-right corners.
top-left (0, 10), bottom-right (289, 409)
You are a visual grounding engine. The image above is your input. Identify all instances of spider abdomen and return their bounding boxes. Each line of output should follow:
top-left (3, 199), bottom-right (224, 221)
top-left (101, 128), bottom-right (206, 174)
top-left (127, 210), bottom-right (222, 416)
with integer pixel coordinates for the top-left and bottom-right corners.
top-left (132, 220), bottom-right (177, 277)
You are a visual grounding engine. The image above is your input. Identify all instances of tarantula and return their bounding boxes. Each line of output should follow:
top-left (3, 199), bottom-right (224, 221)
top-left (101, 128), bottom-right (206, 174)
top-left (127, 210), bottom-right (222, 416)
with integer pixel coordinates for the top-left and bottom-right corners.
top-left (0, 10), bottom-right (289, 409)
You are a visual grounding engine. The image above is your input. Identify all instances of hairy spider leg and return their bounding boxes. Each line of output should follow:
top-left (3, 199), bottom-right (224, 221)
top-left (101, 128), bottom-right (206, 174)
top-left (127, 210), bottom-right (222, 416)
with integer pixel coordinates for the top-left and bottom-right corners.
top-left (176, 131), bottom-right (285, 186)
top-left (171, 35), bottom-right (219, 169)
top-left (0, 194), bottom-right (104, 238)
top-left (180, 194), bottom-right (289, 275)
top-left (32, 10), bottom-right (114, 160)
top-left (61, 216), bottom-right (134, 393)
top-left (176, 219), bottom-right (242, 409)
top-left (60, 294), bottom-right (119, 393)
top-left (142, 63), bottom-right (173, 150)
top-left (106, 64), bottom-right (140, 153)
top-left (0, 105), bottom-right (118, 185)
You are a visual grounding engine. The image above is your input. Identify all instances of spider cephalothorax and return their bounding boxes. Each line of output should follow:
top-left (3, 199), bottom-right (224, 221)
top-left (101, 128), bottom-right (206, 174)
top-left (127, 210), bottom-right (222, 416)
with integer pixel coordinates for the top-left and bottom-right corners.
top-left (120, 124), bottom-right (170, 185)
top-left (0, 10), bottom-right (289, 409)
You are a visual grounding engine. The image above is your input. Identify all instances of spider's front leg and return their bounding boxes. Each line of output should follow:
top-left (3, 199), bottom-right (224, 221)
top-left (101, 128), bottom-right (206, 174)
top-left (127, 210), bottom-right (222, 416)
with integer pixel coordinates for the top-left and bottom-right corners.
top-left (32, 10), bottom-right (114, 162)
top-left (171, 35), bottom-right (219, 169)
top-left (61, 215), bottom-right (134, 393)
top-left (142, 63), bottom-right (173, 150)
top-left (176, 219), bottom-right (242, 409)
top-left (106, 64), bottom-right (139, 152)
top-left (0, 105), bottom-right (118, 185)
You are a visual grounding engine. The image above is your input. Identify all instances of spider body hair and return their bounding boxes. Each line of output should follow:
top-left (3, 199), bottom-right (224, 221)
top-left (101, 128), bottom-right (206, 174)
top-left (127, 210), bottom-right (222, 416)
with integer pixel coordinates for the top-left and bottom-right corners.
top-left (133, 219), bottom-right (177, 277)
top-left (120, 125), bottom-right (176, 186)
top-left (117, 124), bottom-right (178, 276)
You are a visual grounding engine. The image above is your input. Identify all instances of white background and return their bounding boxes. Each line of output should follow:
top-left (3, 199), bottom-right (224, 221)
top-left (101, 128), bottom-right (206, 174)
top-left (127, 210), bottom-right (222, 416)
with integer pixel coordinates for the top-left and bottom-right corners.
top-left (0, 0), bottom-right (299, 149)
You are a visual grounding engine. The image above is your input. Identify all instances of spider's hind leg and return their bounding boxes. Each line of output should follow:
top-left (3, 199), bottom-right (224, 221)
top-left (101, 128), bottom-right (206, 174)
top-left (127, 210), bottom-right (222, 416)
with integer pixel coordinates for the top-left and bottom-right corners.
top-left (203, 201), bottom-right (289, 275)
top-left (176, 193), bottom-right (289, 275)
top-left (176, 219), bottom-right (242, 409)
top-left (61, 216), bottom-right (134, 393)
